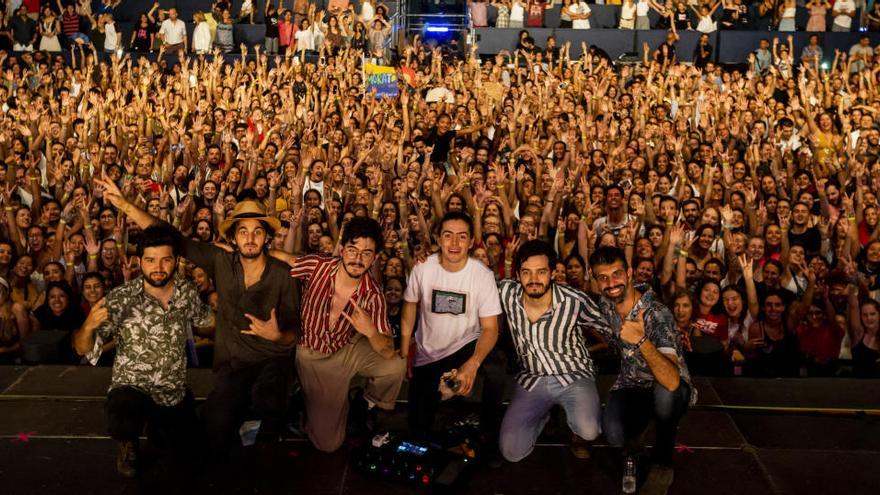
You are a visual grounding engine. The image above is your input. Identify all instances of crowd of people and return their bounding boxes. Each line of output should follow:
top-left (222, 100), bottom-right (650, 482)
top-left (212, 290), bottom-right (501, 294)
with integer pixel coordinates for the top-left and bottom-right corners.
top-left (470, 0), bottom-right (880, 32)
top-left (0, 0), bottom-right (878, 492)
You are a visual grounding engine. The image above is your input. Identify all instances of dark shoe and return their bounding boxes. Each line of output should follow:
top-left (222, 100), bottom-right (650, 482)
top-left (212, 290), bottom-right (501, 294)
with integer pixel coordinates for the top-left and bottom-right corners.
top-left (641, 465), bottom-right (675, 495)
top-left (570, 434), bottom-right (591, 459)
top-left (116, 441), bottom-right (138, 478)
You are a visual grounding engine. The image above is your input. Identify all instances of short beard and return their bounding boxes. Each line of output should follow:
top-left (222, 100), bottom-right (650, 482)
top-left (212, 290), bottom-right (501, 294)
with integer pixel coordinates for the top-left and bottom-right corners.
top-left (144, 264), bottom-right (176, 288)
top-left (238, 248), bottom-right (264, 259)
top-left (342, 259), bottom-right (367, 279)
top-left (603, 283), bottom-right (628, 304)
top-left (524, 282), bottom-right (550, 299)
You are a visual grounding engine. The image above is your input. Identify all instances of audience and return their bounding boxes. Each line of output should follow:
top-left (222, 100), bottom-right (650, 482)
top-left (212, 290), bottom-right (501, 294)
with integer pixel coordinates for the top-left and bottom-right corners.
top-left (0, 2), bottom-right (876, 388)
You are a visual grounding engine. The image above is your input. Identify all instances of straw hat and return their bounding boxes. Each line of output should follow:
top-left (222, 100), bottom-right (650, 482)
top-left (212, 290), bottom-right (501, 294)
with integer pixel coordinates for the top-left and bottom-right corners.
top-left (218, 200), bottom-right (282, 241)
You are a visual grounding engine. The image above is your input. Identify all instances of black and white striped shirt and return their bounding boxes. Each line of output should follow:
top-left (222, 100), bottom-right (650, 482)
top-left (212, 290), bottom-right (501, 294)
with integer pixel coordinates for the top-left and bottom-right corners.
top-left (499, 279), bottom-right (612, 391)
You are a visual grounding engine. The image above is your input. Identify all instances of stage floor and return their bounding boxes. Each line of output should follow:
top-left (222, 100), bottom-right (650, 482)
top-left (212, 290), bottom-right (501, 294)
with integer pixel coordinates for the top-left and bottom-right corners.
top-left (0, 366), bottom-right (878, 495)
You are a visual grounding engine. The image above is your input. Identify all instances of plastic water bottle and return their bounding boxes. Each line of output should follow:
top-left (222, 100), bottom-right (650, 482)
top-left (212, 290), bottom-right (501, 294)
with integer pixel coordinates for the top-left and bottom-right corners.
top-left (622, 456), bottom-right (637, 494)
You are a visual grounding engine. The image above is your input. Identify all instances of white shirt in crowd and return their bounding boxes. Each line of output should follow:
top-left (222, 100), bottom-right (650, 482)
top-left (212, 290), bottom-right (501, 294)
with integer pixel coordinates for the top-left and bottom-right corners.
top-left (510, 0), bottom-right (526, 22)
top-left (104, 22), bottom-right (118, 51)
top-left (295, 24), bottom-right (319, 51)
top-left (404, 255), bottom-right (502, 367)
top-left (360, 0), bottom-right (374, 23)
top-left (834, 0), bottom-right (856, 29)
top-left (159, 18), bottom-right (187, 45)
top-left (571, 2), bottom-right (592, 29)
top-left (193, 22), bottom-right (212, 53)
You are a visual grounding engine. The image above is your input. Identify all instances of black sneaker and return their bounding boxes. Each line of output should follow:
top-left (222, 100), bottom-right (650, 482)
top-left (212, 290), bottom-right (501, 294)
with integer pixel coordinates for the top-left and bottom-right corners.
top-left (641, 465), bottom-right (675, 495)
top-left (116, 441), bottom-right (138, 478)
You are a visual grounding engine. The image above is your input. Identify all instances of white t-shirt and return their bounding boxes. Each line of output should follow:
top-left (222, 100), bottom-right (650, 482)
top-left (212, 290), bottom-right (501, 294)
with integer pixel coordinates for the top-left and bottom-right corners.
top-left (361, 1), bottom-right (375, 23)
top-left (572, 3), bottom-right (592, 29)
top-left (404, 254), bottom-right (502, 366)
top-left (193, 22), bottom-right (212, 53)
top-left (104, 23), bottom-right (118, 51)
top-left (834, 0), bottom-right (855, 29)
top-left (295, 26), bottom-right (316, 51)
top-left (159, 19), bottom-right (187, 45)
top-left (510, 1), bottom-right (526, 22)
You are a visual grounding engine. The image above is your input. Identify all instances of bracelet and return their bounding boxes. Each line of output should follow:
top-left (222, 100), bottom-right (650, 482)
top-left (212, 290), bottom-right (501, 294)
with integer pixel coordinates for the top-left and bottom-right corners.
top-left (780, 228), bottom-right (788, 233)
top-left (28, 177), bottom-right (38, 182)
top-left (624, 334), bottom-right (649, 358)
top-left (848, 216), bottom-right (856, 222)
top-left (59, 219), bottom-right (66, 225)
top-left (65, 261), bottom-right (74, 266)
top-left (3, 207), bottom-right (11, 211)
top-left (679, 249), bottom-right (689, 257)
top-left (399, 242), bottom-right (408, 247)
top-left (504, 260), bottom-right (513, 266)
top-left (497, 184), bottom-right (505, 190)
top-left (89, 254), bottom-right (98, 260)
top-left (666, 221), bottom-right (674, 226)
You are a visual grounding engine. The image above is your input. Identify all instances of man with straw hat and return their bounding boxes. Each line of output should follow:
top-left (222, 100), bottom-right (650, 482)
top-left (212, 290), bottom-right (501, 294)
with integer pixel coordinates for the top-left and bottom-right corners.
top-left (96, 175), bottom-right (301, 458)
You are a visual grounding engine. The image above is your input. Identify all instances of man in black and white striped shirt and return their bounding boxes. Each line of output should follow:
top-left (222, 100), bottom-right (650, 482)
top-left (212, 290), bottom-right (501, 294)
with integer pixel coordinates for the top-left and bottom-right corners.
top-left (497, 240), bottom-right (637, 462)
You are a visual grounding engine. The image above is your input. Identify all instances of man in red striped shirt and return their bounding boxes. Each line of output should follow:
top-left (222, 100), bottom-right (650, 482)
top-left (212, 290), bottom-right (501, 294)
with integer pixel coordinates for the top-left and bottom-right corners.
top-left (285, 217), bottom-right (406, 452)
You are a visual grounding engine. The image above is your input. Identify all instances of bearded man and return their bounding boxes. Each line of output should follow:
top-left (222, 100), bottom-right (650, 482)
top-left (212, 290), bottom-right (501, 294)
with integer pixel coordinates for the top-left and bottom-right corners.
top-left (497, 240), bottom-right (643, 462)
top-left (74, 224), bottom-right (214, 478)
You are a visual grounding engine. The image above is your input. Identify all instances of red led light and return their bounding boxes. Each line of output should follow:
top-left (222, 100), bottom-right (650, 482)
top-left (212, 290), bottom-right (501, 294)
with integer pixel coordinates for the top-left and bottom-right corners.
top-left (421, 475), bottom-right (430, 484)
top-left (415, 465), bottom-right (423, 471)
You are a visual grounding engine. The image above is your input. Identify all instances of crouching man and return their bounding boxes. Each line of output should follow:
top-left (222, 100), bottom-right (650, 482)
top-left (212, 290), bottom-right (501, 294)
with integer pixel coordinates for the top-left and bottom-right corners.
top-left (74, 224), bottom-right (213, 477)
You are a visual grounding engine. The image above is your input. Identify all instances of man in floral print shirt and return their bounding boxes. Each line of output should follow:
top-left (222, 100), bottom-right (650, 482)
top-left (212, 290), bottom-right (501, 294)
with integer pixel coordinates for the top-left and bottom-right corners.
top-left (74, 224), bottom-right (213, 478)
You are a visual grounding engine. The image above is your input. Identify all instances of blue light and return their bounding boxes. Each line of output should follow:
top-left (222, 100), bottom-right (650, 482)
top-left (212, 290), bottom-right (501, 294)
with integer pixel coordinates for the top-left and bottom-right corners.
top-left (425, 26), bottom-right (450, 33)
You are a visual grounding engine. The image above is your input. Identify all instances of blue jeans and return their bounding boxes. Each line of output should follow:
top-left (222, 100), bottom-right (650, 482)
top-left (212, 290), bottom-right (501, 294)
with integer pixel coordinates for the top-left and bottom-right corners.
top-left (499, 376), bottom-right (601, 462)
top-left (603, 382), bottom-right (691, 465)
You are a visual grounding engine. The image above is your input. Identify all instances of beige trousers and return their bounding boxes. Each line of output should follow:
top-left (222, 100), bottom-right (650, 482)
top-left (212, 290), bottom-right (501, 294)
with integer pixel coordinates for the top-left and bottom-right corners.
top-left (296, 334), bottom-right (406, 452)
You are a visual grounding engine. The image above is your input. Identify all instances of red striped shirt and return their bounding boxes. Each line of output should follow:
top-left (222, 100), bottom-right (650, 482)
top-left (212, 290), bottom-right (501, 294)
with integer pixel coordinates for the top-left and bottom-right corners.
top-left (290, 254), bottom-right (391, 354)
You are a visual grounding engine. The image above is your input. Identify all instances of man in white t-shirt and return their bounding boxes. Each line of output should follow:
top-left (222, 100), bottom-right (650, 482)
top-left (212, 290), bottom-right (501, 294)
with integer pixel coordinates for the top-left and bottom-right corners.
top-left (832, 0), bottom-right (856, 31)
top-left (402, 211), bottom-right (504, 441)
top-left (571, 2), bottom-right (592, 29)
top-left (158, 8), bottom-right (188, 51)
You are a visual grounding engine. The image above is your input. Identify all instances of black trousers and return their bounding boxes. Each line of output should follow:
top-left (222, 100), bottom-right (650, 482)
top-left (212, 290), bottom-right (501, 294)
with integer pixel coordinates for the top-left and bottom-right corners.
top-left (603, 382), bottom-right (691, 465)
top-left (202, 356), bottom-right (293, 452)
top-left (105, 386), bottom-right (197, 452)
top-left (407, 342), bottom-right (506, 442)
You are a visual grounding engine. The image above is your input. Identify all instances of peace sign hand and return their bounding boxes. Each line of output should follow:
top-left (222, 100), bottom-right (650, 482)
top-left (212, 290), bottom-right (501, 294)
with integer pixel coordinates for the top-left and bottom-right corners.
top-left (341, 297), bottom-right (378, 339)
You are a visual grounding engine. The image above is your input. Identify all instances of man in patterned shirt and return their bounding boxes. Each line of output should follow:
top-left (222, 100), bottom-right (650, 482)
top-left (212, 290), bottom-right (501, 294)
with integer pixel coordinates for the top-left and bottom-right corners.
top-left (74, 224), bottom-right (213, 478)
top-left (589, 246), bottom-right (692, 495)
top-left (497, 240), bottom-right (643, 462)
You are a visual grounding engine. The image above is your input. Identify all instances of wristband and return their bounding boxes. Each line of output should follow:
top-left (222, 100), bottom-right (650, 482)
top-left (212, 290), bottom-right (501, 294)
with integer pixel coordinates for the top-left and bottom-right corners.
top-left (679, 249), bottom-right (689, 257)
top-left (59, 219), bottom-right (66, 225)
top-left (624, 334), bottom-right (649, 358)
top-left (65, 261), bottom-right (74, 266)
top-left (848, 216), bottom-right (856, 222)
top-left (666, 221), bottom-right (674, 226)
top-left (780, 228), bottom-right (788, 233)
top-left (89, 254), bottom-right (98, 260)
top-left (399, 242), bottom-right (408, 247)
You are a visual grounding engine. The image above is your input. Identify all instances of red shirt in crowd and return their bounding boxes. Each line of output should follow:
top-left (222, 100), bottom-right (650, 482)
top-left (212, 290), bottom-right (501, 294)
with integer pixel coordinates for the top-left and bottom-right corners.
top-left (693, 313), bottom-right (729, 343)
top-left (797, 323), bottom-right (844, 364)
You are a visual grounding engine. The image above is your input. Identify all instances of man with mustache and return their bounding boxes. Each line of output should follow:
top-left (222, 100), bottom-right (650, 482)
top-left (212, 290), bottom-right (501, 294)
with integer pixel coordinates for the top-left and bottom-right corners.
top-left (278, 217), bottom-right (405, 452)
top-left (73, 224), bottom-right (214, 478)
top-left (589, 246), bottom-right (692, 494)
top-left (96, 176), bottom-right (301, 459)
top-left (498, 240), bottom-right (635, 462)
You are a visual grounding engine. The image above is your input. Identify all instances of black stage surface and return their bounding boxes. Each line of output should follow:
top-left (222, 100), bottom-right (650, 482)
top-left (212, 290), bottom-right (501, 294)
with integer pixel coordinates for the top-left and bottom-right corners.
top-left (0, 366), bottom-right (878, 494)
